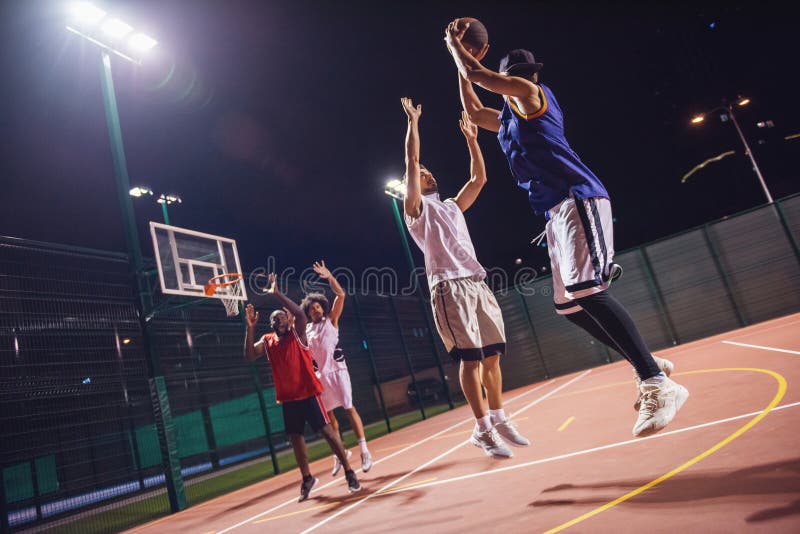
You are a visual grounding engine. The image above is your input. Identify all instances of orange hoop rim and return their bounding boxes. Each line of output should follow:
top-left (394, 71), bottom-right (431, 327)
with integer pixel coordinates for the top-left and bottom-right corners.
top-left (204, 272), bottom-right (243, 296)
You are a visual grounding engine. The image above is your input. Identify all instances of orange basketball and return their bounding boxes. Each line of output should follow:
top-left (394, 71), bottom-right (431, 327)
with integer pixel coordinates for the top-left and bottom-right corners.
top-left (456, 17), bottom-right (488, 55)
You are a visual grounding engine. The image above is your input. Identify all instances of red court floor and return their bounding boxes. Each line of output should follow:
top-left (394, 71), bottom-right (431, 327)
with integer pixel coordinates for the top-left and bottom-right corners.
top-left (128, 313), bottom-right (800, 533)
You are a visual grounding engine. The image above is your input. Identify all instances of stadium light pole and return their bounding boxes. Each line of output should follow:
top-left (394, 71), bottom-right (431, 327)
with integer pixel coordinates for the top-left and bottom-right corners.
top-left (384, 180), bottom-right (455, 411)
top-left (690, 97), bottom-right (774, 203)
top-left (65, 3), bottom-right (187, 513)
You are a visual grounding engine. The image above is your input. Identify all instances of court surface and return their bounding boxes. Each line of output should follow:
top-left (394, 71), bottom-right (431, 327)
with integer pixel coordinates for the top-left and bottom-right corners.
top-left (128, 313), bottom-right (800, 533)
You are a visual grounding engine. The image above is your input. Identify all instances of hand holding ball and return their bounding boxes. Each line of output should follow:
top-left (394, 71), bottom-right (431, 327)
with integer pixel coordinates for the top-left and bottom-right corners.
top-left (452, 17), bottom-right (488, 58)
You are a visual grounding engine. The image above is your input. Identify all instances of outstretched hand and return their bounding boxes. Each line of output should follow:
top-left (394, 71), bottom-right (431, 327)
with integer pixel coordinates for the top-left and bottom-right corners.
top-left (245, 304), bottom-right (259, 328)
top-left (459, 110), bottom-right (478, 141)
top-left (444, 18), bottom-right (467, 50)
top-left (401, 97), bottom-right (421, 122)
top-left (313, 260), bottom-right (332, 280)
top-left (264, 273), bottom-right (278, 294)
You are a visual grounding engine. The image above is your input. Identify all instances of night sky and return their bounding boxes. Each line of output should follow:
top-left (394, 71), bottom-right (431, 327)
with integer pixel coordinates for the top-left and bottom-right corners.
top-left (1, 0), bottom-right (797, 283)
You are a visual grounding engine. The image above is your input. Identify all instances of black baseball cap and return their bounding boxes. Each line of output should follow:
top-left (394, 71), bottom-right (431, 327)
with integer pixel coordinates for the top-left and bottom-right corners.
top-left (499, 49), bottom-right (544, 76)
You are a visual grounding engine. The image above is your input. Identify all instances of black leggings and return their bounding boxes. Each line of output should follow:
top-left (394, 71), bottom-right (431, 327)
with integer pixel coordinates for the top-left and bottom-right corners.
top-left (571, 291), bottom-right (661, 380)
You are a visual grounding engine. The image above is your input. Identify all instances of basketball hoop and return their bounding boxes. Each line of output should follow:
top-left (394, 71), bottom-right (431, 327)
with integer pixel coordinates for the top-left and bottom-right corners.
top-left (204, 273), bottom-right (244, 317)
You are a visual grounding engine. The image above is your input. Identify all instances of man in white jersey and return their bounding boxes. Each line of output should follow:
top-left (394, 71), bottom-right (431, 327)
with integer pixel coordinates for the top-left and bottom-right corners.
top-left (400, 97), bottom-right (529, 458)
top-left (302, 260), bottom-right (373, 476)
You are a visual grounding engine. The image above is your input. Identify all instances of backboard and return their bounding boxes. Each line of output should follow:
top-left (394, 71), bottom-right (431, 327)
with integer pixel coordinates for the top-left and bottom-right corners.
top-left (149, 222), bottom-right (247, 305)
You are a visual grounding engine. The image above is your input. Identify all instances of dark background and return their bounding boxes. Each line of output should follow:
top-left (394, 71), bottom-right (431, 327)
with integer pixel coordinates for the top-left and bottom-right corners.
top-left (1, 0), bottom-right (797, 277)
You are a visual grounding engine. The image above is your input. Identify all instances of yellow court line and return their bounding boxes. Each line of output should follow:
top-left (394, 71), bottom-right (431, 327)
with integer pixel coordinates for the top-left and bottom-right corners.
top-left (377, 477), bottom-right (438, 494)
top-left (557, 416), bottom-right (575, 432)
top-left (545, 367), bottom-right (787, 533)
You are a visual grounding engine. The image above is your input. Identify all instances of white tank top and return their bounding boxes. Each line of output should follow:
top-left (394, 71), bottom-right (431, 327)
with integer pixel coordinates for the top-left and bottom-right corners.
top-left (306, 317), bottom-right (347, 375)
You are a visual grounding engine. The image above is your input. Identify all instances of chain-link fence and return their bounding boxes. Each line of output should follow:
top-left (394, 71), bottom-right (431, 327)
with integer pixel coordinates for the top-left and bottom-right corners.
top-left (2, 195), bottom-right (799, 533)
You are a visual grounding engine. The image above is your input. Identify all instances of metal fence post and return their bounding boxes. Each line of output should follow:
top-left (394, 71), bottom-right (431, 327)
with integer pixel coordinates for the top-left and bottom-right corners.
top-left (638, 248), bottom-right (680, 346)
top-left (774, 200), bottom-right (800, 267)
top-left (702, 225), bottom-right (748, 327)
top-left (389, 295), bottom-right (426, 420)
top-left (516, 290), bottom-right (550, 378)
top-left (352, 295), bottom-right (392, 433)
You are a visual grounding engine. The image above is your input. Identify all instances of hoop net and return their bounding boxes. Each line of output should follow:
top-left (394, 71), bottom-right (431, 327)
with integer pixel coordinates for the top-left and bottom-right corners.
top-left (204, 273), bottom-right (244, 317)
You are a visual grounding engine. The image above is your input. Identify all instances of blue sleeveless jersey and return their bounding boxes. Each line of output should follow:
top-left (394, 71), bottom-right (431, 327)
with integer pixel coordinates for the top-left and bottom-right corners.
top-left (497, 83), bottom-right (609, 216)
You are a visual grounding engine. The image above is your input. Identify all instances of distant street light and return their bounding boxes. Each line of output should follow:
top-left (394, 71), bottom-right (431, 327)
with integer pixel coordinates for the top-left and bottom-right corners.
top-left (690, 97), bottom-right (773, 203)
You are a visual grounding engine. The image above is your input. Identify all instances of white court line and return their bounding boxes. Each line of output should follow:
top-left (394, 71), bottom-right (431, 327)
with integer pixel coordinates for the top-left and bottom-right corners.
top-left (362, 400), bottom-right (800, 495)
top-left (216, 378), bottom-right (557, 533)
top-left (299, 370), bottom-right (592, 534)
top-left (722, 340), bottom-right (800, 356)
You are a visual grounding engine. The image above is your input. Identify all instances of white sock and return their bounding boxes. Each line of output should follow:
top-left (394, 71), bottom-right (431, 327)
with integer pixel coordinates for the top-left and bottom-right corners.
top-left (476, 415), bottom-right (492, 432)
top-left (489, 409), bottom-right (507, 425)
top-left (358, 438), bottom-right (369, 455)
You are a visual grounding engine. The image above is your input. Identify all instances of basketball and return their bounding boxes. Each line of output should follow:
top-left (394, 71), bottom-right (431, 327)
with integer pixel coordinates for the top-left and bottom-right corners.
top-left (457, 17), bottom-right (488, 54)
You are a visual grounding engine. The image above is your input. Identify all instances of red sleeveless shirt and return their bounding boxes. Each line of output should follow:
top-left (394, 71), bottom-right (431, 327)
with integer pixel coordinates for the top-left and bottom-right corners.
top-left (263, 329), bottom-right (323, 402)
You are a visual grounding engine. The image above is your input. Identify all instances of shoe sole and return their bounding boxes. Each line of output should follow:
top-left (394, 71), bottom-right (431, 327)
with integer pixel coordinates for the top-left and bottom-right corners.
top-left (348, 483), bottom-right (362, 493)
top-left (470, 437), bottom-right (514, 458)
top-left (634, 385), bottom-right (689, 437)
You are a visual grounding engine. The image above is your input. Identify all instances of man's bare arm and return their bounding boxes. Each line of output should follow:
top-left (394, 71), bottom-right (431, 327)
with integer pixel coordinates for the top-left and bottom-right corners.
top-left (445, 20), bottom-right (537, 99)
top-left (313, 261), bottom-right (345, 328)
top-left (453, 111), bottom-right (488, 213)
top-left (244, 304), bottom-right (267, 361)
top-left (458, 73), bottom-right (501, 133)
top-left (264, 273), bottom-right (308, 345)
top-left (401, 97), bottom-right (423, 219)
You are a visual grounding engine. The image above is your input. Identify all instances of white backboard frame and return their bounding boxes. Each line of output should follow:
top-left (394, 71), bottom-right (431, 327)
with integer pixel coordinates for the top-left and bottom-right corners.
top-left (149, 221), bottom-right (247, 302)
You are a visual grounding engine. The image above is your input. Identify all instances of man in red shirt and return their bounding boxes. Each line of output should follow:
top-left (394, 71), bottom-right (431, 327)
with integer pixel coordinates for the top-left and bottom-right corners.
top-left (244, 273), bottom-right (361, 502)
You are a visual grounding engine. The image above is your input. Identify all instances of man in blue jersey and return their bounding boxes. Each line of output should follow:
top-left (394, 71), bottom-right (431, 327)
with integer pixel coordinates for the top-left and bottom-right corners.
top-left (444, 19), bottom-right (687, 437)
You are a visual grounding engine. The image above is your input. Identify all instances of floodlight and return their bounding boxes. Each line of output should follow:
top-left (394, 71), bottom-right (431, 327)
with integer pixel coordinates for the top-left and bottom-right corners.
top-left (102, 18), bottom-right (133, 39)
top-left (128, 33), bottom-right (158, 52)
top-left (690, 115), bottom-right (705, 125)
top-left (70, 2), bottom-right (106, 25)
top-left (129, 186), bottom-right (154, 197)
top-left (737, 98), bottom-right (750, 107)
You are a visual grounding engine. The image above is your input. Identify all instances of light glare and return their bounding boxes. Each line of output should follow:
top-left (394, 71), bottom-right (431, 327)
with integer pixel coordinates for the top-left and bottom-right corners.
top-left (102, 18), bottom-right (133, 39)
top-left (129, 186), bottom-right (153, 197)
top-left (737, 98), bottom-right (750, 107)
top-left (129, 33), bottom-right (158, 52)
top-left (690, 115), bottom-right (705, 125)
top-left (71, 2), bottom-right (106, 25)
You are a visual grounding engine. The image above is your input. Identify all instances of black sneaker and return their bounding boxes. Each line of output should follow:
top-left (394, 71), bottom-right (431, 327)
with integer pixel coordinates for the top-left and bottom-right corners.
top-left (344, 469), bottom-right (361, 493)
top-left (299, 475), bottom-right (318, 502)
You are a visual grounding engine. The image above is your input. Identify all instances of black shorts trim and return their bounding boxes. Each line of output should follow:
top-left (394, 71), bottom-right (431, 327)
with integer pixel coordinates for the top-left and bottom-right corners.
top-left (449, 342), bottom-right (506, 362)
top-left (565, 278), bottom-right (603, 292)
top-left (281, 395), bottom-right (329, 435)
top-left (554, 300), bottom-right (579, 310)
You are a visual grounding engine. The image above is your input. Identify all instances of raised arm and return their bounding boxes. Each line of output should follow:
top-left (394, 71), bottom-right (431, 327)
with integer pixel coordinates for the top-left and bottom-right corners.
top-left (458, 73), bottom-right (501, 133)
top-left (445, 19), bottom-right (536, 99)
top-left (265, 273), bottom-right (308, 345)
top-left (400, 97), bottom-right (423, 219)
top-left (244, 304), bottom-right (267, 362)
top-left (313, 260), bottom-right (345, 328)
top-left (453, 111), bottom-right (488, 213)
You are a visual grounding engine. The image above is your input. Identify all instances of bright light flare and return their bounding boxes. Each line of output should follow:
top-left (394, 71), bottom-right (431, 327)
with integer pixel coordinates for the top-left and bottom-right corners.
top-left (70, 2), bottom-right (106, 25)
top-left (102, 18), bottom-right (133, 39)
top-left (690, 115), bottom-right (705, 125)
top-left (128, 33), bottom-right (158, 52)
top-left (129, 186), bottom-right (153, 197)
top-left (737, 98), bottom-right (750, 107)
top-left (384, 178), bottom-right (407, 199)
top-left (158, 194), bottom-right (182, 205)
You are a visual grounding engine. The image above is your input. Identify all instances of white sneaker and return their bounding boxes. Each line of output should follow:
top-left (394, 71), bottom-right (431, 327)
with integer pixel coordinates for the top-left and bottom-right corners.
top-left (632, 377), bottom-right (689, 437)
top-left (633, 356), bottom-right (675, 411)
top-left (494, 420), bottom-right (530, 447)
top-left (470, 428), bottom-right (513, 458)
top-left (360, 451), bottom-right (373, 473)
top-left (332, 449), bottom-right (352, 476)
